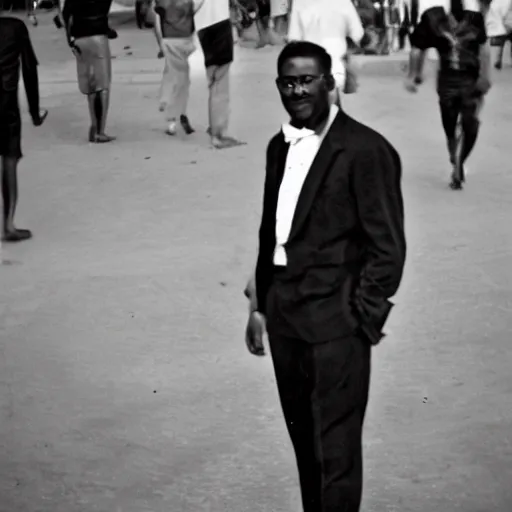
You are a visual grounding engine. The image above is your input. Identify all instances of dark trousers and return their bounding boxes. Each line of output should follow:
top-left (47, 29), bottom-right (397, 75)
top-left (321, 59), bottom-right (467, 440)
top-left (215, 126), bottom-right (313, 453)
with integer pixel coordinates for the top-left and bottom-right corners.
top-left (438, 78), bottom-right (482, 167)
top-left (268, 332), bottom-right (372, 512)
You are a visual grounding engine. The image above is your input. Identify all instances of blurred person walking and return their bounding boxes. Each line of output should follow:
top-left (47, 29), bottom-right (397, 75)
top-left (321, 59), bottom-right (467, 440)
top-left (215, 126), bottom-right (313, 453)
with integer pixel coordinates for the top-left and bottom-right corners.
top-left (288, 0), bottom-right (366, 104)
top-left (195, 0), bottom-right (245, 148)
top-left (0, 14), bottom-right (47, 242)
top-left (152, 0), bottom-right (204, 135)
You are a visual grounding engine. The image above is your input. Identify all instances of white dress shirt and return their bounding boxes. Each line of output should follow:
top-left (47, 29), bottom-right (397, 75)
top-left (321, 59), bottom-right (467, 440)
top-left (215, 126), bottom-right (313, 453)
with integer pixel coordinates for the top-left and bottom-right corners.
top-left (287, 0), bottom-right (364, 88)
top-left (273, 104), bottom-right (339, 266)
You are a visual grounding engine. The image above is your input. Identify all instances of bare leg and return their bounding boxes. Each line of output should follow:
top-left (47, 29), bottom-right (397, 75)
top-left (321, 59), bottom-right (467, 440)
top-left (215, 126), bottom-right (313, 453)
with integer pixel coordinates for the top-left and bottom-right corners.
top-left (87, 94), bottom-right (98, 142)
top-left (179, 58), bottom-right (194, 134)
top-left (207, 64), bottom-right (245, 149)
top-left (1, 156), bottom-right (32, 242)
top-left (92, 90), bottom-right (115, 143)
top-left (267, 16), bottom-right (285, 45)
top-left (405, 47), bottom-right (426, 91)
top-left (255, 18), bottom-right (268, 48)
top-left (495, 42), bottom-right (504, 69)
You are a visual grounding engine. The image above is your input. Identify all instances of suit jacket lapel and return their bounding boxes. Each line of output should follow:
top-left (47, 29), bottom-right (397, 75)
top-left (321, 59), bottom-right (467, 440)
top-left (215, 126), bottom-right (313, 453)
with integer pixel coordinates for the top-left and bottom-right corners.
top-left (287, 111), bottom-right (347, 243)
top-left (267, 132), bottom-right (289, 212)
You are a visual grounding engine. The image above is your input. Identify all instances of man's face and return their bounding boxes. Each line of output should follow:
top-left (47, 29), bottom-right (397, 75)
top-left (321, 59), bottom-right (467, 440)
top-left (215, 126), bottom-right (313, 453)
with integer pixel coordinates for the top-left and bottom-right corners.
top-left (276, 56), bottom-right (332, 128)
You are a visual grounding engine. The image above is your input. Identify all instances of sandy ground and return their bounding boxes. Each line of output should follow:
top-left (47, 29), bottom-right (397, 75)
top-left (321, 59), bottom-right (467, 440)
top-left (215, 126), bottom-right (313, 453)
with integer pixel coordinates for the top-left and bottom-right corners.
top-left (1, 13), bottom-right (512, 512)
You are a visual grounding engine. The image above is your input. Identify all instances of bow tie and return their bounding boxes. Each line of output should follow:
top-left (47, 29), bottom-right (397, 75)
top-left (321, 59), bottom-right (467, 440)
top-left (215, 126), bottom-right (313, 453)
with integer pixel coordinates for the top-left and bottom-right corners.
top-left (282, 124), bottom-right (316, 145)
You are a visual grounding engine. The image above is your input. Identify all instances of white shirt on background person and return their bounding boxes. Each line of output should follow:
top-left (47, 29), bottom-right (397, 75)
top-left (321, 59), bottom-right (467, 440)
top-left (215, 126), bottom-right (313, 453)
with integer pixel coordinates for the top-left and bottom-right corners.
top-left (287, 0), bottom-right (364, 88)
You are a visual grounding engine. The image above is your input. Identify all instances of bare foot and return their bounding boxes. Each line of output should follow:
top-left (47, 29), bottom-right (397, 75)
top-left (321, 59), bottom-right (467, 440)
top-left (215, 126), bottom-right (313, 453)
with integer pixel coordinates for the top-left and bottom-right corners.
top-left (211, 136), bottom-right (246, 149)
top-left (404, 77), bottom-right (418, 93)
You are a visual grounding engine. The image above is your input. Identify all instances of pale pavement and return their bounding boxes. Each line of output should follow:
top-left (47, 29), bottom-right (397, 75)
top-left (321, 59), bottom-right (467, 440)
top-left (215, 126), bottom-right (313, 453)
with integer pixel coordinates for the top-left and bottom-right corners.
top-left (1, 13), bottom-right (512, 512)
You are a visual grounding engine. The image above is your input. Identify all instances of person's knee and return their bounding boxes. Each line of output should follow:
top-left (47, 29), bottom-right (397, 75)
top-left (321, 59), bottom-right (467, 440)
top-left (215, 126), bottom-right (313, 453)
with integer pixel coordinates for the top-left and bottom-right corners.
top-left (462, 113), bottom-right (479, 133)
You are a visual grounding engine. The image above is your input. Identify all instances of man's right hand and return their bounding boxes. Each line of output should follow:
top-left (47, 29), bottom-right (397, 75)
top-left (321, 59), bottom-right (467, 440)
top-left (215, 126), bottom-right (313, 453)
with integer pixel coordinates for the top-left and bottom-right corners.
top-left (245, 311), bottom-right (266, 357)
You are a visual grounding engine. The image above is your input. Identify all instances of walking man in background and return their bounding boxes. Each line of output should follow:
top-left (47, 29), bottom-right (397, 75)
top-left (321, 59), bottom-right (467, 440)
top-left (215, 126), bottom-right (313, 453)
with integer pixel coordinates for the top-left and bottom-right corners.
top-left (152, 0), bottom-right (201, 136)
top-left (0, 13), bottom-right (47, 242)
top-left (245, 41), bottom-right (406, 511)
top-left (195, 0), bottom-right (245, 148)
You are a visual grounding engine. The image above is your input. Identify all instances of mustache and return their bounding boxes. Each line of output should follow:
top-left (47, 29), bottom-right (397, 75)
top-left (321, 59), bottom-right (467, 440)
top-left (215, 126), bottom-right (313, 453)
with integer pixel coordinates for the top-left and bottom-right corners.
top-left (289, 93), bottom-right (312, 101)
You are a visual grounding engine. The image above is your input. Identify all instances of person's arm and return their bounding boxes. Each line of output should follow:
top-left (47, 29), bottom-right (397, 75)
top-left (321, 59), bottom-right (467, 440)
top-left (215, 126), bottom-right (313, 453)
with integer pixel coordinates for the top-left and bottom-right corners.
top-left (287, 5), bottom-right (303, 41)
top-left (246, 139), bottom-right (279, 357)
top-left (255, 141), bottom-right (279, 316)
top-left (477, 40), bottom-right (492, 93)
top-left (152, 1), bottom-right (165, 51)
top-left (19, 22), bottom-right (41, 124)
top-left (62, 0), bottom-right (75, 45)
top-left (352, 139), bottom-right (406, 344)
top-left (61, 0), bottom-right (84, 53)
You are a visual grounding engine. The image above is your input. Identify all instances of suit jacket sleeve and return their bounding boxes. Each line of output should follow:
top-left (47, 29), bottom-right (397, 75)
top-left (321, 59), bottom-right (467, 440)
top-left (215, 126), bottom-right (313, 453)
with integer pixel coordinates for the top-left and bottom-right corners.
top-left (352, 138), bottom-right (406, 344)
top-left (255, 140), bottom-right (278, 315)
top-left (19, 23), bottom-right (40, 119)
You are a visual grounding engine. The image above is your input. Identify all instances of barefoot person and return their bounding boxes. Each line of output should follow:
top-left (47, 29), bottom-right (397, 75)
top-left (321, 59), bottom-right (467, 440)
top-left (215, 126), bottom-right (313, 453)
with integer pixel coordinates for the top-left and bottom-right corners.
top-left (152, 0), bottom-right (203, 136)
top-left (245, 41), bottom-right (406, 512)
top-left (195, 0), bottom-right (245, 148)
top-left (0, 14), bottom-right (47, 242)
top-left (62, 0), bottom-right (116, 143)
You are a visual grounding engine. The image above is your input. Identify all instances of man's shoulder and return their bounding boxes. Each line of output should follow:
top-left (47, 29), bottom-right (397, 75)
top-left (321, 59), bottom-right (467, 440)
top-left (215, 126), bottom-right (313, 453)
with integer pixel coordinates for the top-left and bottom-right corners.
top-left (266, 130), bottom-right (284, 153)
top-left (342, 114), bottom-right (398, 156)
top-left (0, 16), bottom-right (27, 31)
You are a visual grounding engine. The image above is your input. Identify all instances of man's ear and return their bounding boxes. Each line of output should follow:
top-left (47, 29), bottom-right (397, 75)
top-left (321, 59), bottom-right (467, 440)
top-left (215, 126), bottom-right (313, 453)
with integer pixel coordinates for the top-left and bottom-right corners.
top-left (325, 74), bottom-right (336, 92)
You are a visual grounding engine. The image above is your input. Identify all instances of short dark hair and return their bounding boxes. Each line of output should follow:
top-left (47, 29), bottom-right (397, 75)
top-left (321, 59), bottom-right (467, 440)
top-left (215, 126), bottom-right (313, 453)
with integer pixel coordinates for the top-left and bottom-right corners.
top-left (277, 41), bottom-right (333, 75)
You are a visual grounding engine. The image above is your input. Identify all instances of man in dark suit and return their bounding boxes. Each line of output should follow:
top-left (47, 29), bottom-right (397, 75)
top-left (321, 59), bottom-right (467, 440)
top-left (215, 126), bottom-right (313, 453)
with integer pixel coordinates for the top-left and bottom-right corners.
top-left (0, 14), bottom-right (47, 242)
top-left (245, 41), bottom-right (406, 512)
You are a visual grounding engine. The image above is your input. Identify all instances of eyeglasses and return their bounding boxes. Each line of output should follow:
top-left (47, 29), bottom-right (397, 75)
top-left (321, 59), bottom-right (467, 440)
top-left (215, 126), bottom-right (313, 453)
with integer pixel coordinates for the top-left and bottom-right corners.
top-left (275, 74), bottom-right (325, 94)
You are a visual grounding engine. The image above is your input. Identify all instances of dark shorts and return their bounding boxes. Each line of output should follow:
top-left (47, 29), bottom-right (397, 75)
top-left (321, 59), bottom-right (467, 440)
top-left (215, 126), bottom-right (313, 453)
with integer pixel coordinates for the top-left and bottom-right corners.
top-left (0, 90), bottom-right (22, 160)
top-left (437, 75), bottom-right (483, 120)
top-left (490, 33), bottom-right (512, 46)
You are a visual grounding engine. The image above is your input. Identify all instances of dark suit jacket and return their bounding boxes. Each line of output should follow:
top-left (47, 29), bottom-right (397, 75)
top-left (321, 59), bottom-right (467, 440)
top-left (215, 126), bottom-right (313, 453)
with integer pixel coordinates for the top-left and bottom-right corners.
top-left (255, 110), bottom-right (406, 345)
top-left (0, 16), bottom-right (40, 118)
